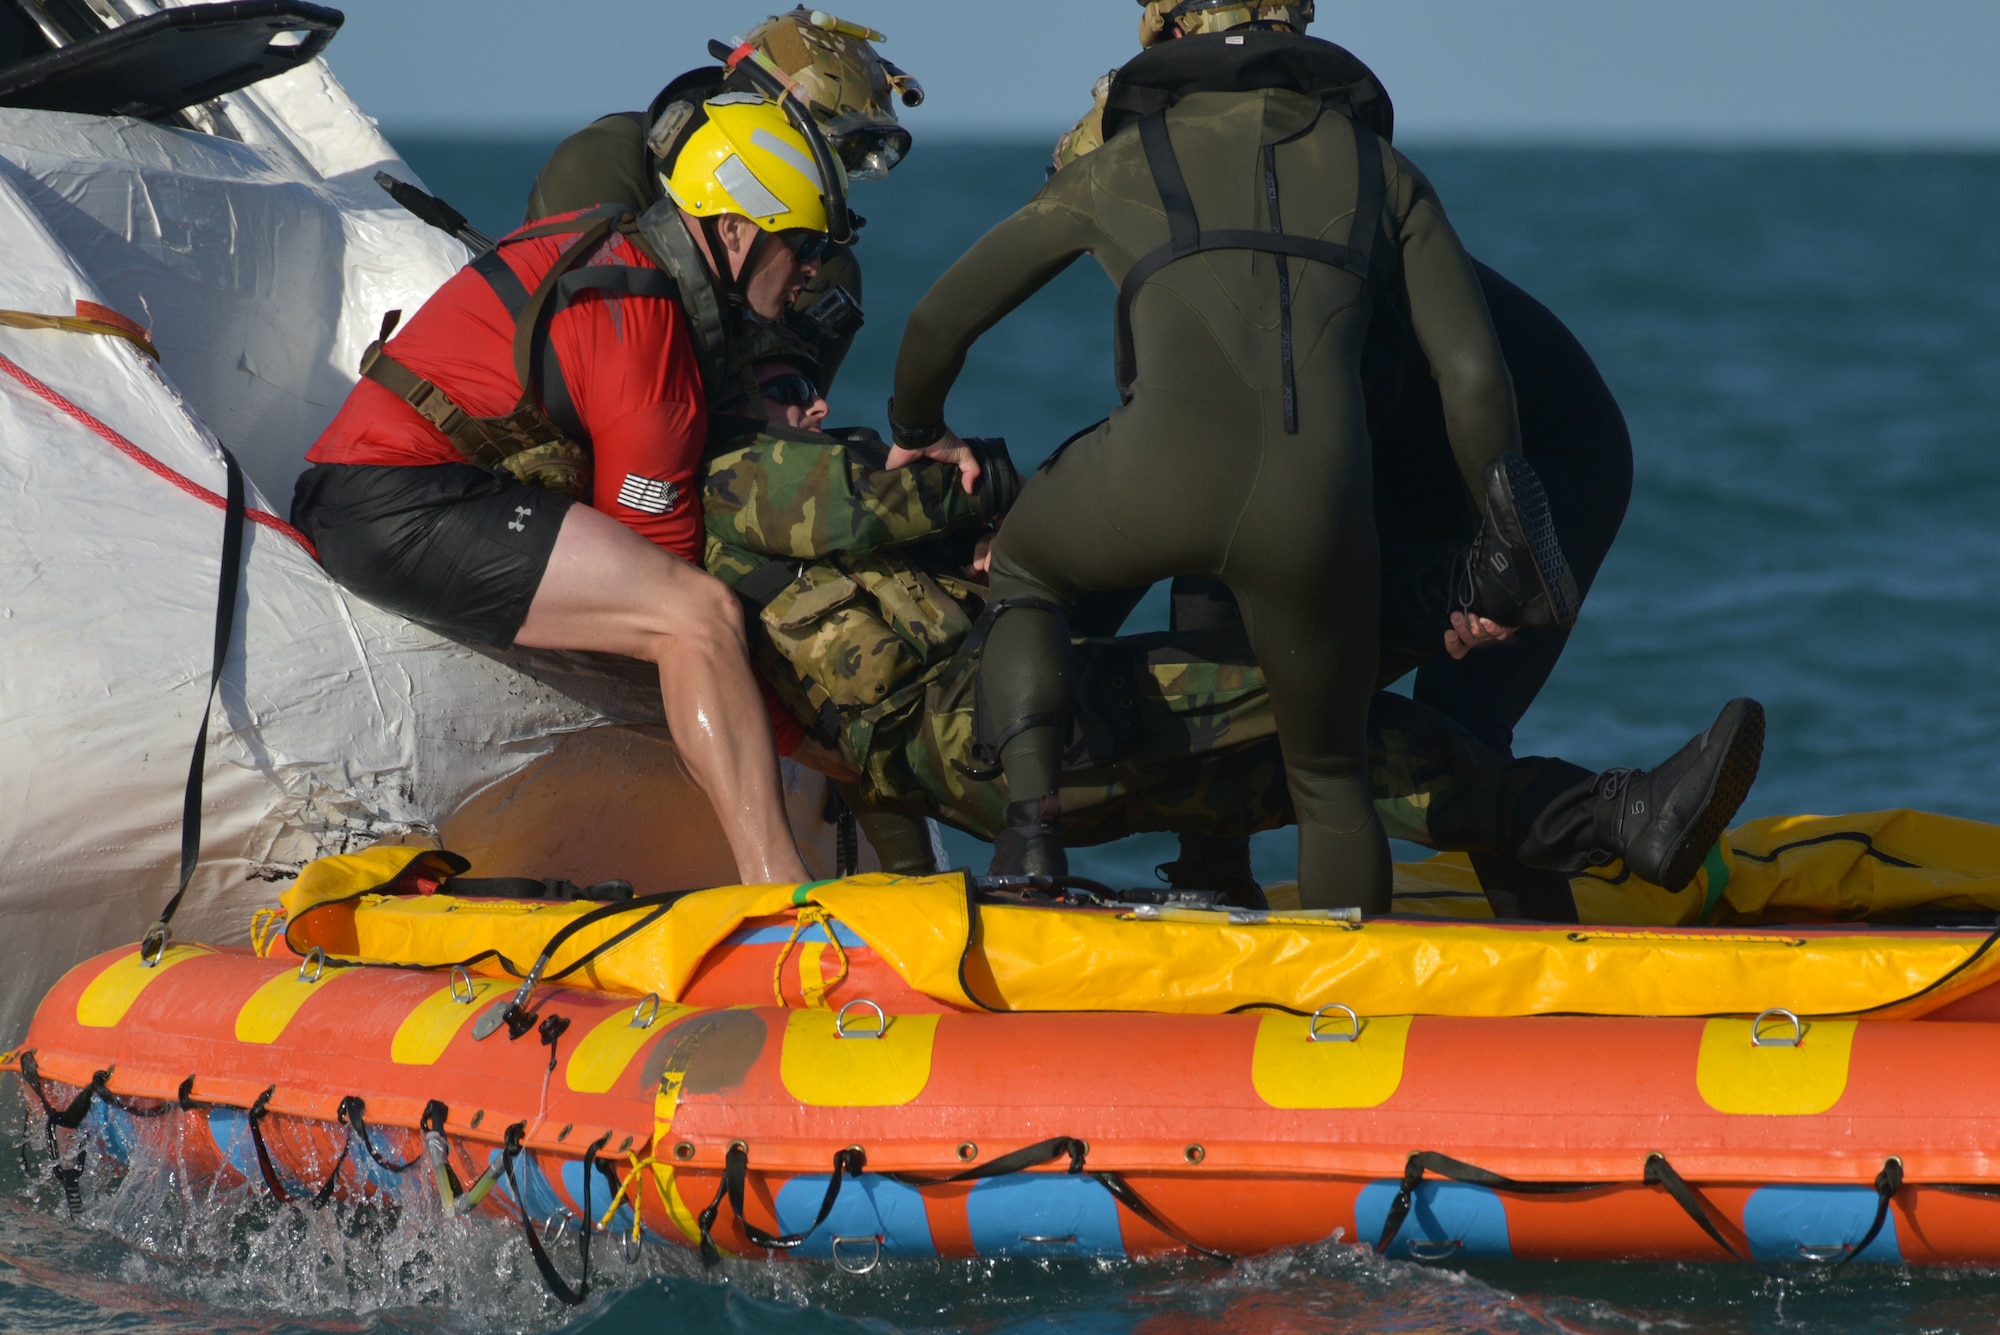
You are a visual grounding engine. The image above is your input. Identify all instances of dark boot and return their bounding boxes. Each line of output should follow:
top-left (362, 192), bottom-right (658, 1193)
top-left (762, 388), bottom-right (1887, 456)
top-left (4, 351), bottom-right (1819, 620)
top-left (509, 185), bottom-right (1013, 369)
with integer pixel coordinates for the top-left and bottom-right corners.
top-left (1156, 833), bottom-right (1268, 910)
top-left (1457, 454), bottom-right (1580, 630)
top-left (1593, 698), bottom-right (1766, 892)
top-left (990, 795), bottom-right (1067, 878)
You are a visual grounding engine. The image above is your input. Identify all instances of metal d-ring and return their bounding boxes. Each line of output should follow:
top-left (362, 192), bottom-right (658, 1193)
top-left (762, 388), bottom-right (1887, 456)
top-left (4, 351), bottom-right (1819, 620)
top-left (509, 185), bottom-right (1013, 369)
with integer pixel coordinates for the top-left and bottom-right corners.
top-left (629, 992), bottom-right (661, 1030)
top-left (138, 925), bottom-right (170, 968)
top-left (1751, 1007), bottom-right (1805, 1047)
top-left (1308, 1003), bottom-right (1361, 1043)
top-left (621, 1229), bottom-right (644, 1264)
top-left (830, 1233), bottom-right (882, 1274)
top-left (835, 998), bottom-right (887, 1040)
top-left (1019, 1233), bottom-right (1075, 1245)
top-left (297, 946), bottom-right (326, 984)
top-left (1407, 1238), bottom-right (1463, 1261)
top-left (1797, 1242), bottom-right (1853, 1262)
top-left (543, 1212), bottom-right (574, 1246)
top-left (449, 965), bottom-right (475, 1005)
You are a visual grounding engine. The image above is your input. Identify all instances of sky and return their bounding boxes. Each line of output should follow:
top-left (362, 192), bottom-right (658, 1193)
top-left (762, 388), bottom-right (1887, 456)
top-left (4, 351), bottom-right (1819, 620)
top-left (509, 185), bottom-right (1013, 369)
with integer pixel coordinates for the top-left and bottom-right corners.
top-left (321, 0), bottom-right (2000, 146)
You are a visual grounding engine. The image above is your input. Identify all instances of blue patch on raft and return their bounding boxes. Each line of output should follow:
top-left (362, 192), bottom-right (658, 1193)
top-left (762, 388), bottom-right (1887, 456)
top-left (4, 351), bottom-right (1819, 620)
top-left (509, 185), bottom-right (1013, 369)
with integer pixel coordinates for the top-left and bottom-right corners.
top-left (725, 921), bottom-right (868, 948)
top-left (1743, 1186), bottom-right (1902, 1264)
top-left (775, 1173), bottom-right (937, 1257)
top-left (966, 1174), bottom-right (1126, 1258)
top-left (1354, 1180), bottom-right (1514, 1260)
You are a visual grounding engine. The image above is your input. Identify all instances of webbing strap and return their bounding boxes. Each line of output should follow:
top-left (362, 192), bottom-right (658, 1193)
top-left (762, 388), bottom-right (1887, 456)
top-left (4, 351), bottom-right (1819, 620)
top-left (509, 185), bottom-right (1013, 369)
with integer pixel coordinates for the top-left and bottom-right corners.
top-left (894, 1136), bottom-right (1088, 1186)
top-left (498, 1120), bottom-right (595, 1307)
top-left (1114, 110), bottom-right (1387, 404)
top-left (1374, 1150), bottom-right (1599, 1254)
top-left (138, 444), bottom-right (245, 962)
top-left (697, 1143), bottom-right (867, 1267)
top-left (1091, 1170), bottom-right (1230, 1259)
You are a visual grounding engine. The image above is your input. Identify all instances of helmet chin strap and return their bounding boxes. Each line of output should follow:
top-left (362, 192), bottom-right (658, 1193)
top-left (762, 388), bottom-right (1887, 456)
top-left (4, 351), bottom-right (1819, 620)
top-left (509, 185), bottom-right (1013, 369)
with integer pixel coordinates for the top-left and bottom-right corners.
top-left (698, 213), bottom-right (774, 311)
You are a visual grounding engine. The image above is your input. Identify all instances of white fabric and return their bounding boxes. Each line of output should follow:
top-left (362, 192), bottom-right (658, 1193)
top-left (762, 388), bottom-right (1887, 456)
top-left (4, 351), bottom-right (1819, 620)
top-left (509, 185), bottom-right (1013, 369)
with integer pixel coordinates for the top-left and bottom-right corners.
top-left (0, 53), bottom-right (856, 1045)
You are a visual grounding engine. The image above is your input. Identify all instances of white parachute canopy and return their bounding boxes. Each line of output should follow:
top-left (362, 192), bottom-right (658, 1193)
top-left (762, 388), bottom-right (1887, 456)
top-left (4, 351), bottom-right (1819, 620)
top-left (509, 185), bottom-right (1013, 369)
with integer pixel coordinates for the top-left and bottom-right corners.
top-left (0, 43), bottom-right (856, 1044)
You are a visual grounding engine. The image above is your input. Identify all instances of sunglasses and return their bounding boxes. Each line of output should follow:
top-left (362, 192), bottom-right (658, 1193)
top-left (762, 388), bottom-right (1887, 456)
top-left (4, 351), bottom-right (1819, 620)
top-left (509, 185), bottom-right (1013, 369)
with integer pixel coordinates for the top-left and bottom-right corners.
top-left (779, 229), bottom-right (831, 264)
top-left (760, 372), bottom-right (822, 408)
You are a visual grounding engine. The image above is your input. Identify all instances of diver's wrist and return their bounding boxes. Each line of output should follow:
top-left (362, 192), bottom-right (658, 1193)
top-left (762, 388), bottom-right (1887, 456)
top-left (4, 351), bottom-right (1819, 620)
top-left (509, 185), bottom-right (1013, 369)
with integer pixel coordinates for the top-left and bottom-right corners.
top-left (887, 398), bottom-right (946, 449)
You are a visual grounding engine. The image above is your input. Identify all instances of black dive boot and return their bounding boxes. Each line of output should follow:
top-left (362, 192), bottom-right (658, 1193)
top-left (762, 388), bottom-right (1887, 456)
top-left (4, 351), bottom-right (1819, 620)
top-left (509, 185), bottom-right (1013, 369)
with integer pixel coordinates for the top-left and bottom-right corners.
top-left (1457, 454), bottom-right (1580, 630)
top-left (1594, 698), bottom-right (1766, 892)
top-left (1156, 833), bottom-right (1268, 910)
top-left (990, 795), bottom-right (1068, 879)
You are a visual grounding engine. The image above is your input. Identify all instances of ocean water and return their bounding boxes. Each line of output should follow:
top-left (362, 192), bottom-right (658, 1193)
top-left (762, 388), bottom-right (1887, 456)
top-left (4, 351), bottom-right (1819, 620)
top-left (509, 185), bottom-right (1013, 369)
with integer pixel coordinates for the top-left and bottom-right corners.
top-left (6, 135), bottom-right (2000, 1332)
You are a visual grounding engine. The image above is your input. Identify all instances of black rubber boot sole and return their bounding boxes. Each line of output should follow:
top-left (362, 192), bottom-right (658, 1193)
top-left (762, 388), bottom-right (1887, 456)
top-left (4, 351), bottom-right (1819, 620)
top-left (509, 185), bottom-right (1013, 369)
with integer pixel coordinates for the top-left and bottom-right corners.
top-left (1655, 698), bottom-right (1766, 893)
top-left (1491, 453), bottom-right (1581, 629)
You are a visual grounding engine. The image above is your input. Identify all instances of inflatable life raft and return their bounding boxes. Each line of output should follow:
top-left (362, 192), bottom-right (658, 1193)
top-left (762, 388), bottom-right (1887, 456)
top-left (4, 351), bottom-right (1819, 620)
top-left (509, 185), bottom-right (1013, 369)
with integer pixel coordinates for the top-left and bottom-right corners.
top-left (14, 809), bottom-right (2000, 1287)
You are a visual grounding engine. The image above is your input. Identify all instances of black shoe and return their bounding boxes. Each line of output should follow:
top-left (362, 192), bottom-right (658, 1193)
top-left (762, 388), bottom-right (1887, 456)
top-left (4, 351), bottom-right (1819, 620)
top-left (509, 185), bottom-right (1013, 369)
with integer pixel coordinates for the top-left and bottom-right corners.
top-left (1593, 698), bottom-right (1766, 892)
top-left (990, 795), bottom-right (1068, 878)
top-left (1156, 833), bottom-right (1268, 910)
top-left (1457, 454), bottom-right (1580, 630)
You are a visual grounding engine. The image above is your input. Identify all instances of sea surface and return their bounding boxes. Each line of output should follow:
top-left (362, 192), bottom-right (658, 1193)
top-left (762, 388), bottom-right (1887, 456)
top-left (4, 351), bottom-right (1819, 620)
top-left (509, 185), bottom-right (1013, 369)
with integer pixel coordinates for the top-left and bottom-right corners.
top-left (6, 135), bottom-right (2000, 1333)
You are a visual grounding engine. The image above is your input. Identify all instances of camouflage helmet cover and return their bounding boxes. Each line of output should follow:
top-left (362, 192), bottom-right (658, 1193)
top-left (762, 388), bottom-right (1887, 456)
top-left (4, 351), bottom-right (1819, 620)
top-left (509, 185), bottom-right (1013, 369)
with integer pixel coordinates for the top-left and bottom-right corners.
top-left (1136, 0), bottom-right (1315, 47)
top-left (744, 7), bottom-right (920, 179)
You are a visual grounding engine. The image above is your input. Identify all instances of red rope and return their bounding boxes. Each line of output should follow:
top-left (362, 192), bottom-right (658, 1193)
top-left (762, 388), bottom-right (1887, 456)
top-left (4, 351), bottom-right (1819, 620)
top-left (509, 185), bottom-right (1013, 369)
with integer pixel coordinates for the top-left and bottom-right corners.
top-left (0, 348), bottom-right (319, 558)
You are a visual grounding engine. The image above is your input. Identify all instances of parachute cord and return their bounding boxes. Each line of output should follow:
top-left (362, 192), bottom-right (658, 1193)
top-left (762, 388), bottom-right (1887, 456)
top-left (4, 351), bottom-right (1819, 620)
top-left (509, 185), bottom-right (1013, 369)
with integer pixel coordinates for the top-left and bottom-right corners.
top-left (772, 906), bottom-right (850, 1008)
top-left (249, 910), bottom-right (286, 958)
top-left (597, 1151), bottom-right (654, 1257)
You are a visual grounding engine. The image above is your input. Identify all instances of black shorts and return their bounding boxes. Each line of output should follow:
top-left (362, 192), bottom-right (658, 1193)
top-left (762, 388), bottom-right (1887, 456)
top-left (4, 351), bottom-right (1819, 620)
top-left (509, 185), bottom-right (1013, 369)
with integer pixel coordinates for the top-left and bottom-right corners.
top-left (291, 462), bottom-right (575, 648)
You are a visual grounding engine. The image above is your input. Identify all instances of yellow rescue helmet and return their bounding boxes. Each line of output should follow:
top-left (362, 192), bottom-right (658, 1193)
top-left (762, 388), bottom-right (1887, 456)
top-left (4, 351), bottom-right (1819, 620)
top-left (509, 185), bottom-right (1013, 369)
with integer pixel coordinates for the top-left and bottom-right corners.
top-left (662, 94), bottom-right (831, 235)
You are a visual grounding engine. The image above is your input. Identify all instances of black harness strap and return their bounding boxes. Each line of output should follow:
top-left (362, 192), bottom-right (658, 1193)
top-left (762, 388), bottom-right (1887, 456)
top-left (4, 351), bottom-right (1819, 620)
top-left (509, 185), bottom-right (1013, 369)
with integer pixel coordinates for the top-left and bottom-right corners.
top-left (1114, 109), bottom-right (1387, 410)
top-left (139, 444), bottom-right (245, 962)
top-left (697, 1143), bottom-right (868, 1268)
top-left (893, 1135), bottom-right (1089, 1186)
top-left (245, 1085), bottom-right (290, 1203)
top-left (1092, 1170), bottom-right (1230, 1259)
top-left (496, 1120), bottom-right (593, 1307)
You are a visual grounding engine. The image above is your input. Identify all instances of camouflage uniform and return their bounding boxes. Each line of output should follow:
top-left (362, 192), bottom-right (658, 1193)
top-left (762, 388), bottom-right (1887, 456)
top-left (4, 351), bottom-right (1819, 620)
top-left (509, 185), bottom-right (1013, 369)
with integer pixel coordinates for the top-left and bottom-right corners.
top-left (703, 424), bottom-right (1594, 861)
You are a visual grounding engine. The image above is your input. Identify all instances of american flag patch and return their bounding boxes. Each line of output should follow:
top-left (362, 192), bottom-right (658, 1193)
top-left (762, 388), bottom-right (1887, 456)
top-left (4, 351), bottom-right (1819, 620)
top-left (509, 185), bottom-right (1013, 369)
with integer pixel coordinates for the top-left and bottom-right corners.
top-left (617, 474), bottom-right (680, 515)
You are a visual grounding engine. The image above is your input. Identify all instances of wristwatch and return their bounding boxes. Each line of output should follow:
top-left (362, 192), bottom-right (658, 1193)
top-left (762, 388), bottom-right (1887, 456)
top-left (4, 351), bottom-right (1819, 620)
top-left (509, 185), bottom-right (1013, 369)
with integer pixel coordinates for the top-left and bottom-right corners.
top-left (887, 399), bottom-right (946, 450)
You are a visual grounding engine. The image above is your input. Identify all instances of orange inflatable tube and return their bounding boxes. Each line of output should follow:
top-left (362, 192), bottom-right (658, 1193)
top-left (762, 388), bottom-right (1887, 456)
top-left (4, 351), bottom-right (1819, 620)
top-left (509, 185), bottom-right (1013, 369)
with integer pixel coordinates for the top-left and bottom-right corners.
top-left (13, 936), bottom-right (2000, 1274)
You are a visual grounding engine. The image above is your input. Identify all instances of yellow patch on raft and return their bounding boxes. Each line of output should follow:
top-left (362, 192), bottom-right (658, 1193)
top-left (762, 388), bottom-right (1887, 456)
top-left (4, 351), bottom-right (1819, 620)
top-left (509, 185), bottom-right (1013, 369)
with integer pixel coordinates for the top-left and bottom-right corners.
top-left (1251, 1012), bottom-right (1412, 1109)
top-left (75, 945), bottom-right (208, 1028)
top-left (1696, 1016), bottom-right (1858, 1116)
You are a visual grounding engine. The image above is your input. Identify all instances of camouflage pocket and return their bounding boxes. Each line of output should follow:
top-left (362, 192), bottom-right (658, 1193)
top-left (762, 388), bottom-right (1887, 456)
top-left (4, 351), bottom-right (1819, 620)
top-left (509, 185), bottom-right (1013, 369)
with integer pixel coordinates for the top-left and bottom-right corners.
top-left (499, 440), bottom-right (589, 499)
top-left (843, 556), bottom-right (973, 661)
top-left (761, 565), bottom-right (919, 710)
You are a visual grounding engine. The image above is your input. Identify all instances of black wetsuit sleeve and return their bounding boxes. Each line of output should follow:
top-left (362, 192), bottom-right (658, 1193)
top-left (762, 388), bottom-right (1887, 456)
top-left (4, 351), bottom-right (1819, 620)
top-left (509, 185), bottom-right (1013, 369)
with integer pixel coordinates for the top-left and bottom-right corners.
top-left (891, 194), bottom-right (1099, 430)
top-left (1390, 148), bottom-right (1522, 505)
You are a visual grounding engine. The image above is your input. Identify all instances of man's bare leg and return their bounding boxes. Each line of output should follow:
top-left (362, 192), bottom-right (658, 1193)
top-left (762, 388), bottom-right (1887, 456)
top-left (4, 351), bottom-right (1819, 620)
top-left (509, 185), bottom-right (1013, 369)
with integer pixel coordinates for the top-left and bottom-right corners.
top-left (515, 504), bottom-right (809, 884)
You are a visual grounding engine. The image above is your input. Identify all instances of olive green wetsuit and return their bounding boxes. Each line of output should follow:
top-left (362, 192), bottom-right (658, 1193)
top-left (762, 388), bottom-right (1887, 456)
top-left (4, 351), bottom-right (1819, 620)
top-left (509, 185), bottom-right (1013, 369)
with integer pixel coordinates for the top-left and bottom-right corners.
top-left (890, 35), bottom-right (1521, 910)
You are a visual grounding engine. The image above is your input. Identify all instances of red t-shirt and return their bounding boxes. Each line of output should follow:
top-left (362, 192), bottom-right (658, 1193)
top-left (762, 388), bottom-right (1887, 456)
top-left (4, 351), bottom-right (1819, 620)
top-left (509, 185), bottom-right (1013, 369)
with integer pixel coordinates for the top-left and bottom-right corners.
top-left (310, 217), bottom-right (804, 753)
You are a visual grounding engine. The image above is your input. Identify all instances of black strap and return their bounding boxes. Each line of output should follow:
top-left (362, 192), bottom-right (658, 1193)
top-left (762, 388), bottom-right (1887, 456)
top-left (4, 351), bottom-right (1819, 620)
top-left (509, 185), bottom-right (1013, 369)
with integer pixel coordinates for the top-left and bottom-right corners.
top-left (1091, 1170), bottom-right (1230, 1259)
top-left (497, 1121), bottom-right (589, 1306)
top-left (1375, 1151), bottom-right (1600, 1254)
top-left (1825, 1158), bottom-right (1902, 1271)
top-left (697, 1143), bottom-right (868, 1267)
top-left (139, 444), bottom-right (244, 960)
top-left (246, 1085), bottom-right (290, 1203)
top-left (1114, 110), bottom-right (1386, 404)
top-left (1642, 1153), bottom-right (1745, 1261)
